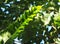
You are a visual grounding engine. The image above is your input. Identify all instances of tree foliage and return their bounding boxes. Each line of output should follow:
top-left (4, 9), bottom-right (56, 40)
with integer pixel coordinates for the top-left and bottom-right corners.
top-left (0, 0), bottom-right (60, 44)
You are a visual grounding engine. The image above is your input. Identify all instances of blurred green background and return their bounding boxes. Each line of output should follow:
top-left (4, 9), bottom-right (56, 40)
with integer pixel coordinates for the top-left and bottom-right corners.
top-left (0, 0), bottom-right (60, 44)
